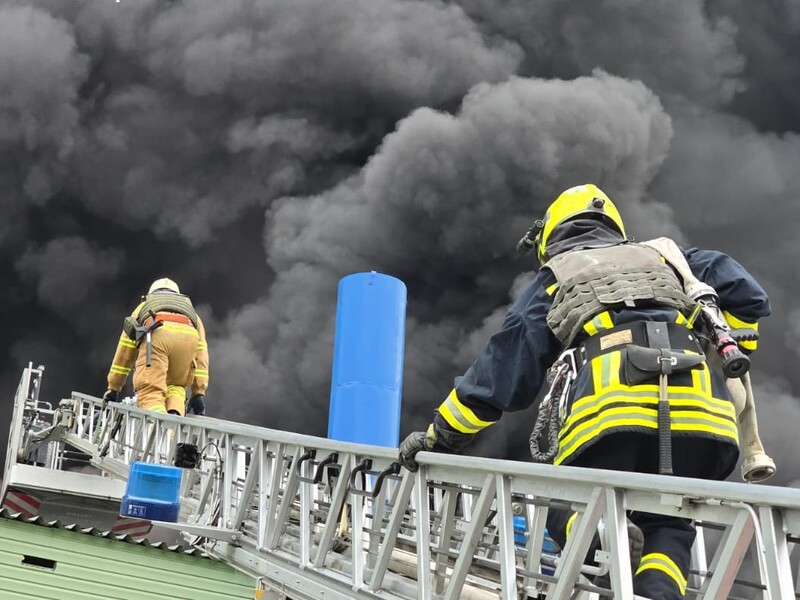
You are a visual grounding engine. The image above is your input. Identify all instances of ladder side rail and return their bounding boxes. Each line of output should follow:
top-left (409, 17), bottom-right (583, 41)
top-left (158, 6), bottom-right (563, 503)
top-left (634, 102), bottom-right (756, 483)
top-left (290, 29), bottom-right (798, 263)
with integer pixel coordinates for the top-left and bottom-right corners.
top-left (523, 500), bottom-right (550, 598)
top-left (350, 453), bottom-right (368, 590)
top-left (759, 506), bottom-right (795, 600)
top-left (255, 439), bottom-right (272, 552)
top-left (298, 448), bottom-right (313, 567)
top-left (232, 448), bottom-right (260, 534)
top-left (604, 488), bottom-right (635, 598)
top-left (344, 453), bottom-right (403, 591)
top-left (548, 486), bottom-right (606, 599)
top-left (368, 475), bottom-right (391, 572)
top-left (432, 486), bottom-right (458, 595)
top-left (51, 392), bottom-right (800, 599)
top-left (413, 467), bottom-right (433, 599)
top-left (315, 456), bottom-right (353, 569)
top-left (262, 442), bottom-right (286, 550)
top-left (3, 366), bottom-right (35, 488)
top-left (178, 424), bottom-right (203, 498)
top-left (495, 474), bottom-right (519, 600)
top-left (220, 432), bottom-right (234, 530)
top-left (697, 510), bottom-right (755, 599)
top-left (420, 453), bottom-right (800, 513)
top-left (267, 444), bottom-right (303, 550)
top-left (367, 468), bottom-right (415, 592)
top-left (443, 473), bottom-right (496, 600)
top-left (691, 521), bottom-right (709, 591)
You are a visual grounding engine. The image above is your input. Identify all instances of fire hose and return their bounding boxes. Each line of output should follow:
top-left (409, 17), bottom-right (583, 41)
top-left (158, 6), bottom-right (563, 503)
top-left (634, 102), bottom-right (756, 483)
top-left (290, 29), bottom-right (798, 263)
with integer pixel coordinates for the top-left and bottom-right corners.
top-left (643, 237), bottom-right (776, 482)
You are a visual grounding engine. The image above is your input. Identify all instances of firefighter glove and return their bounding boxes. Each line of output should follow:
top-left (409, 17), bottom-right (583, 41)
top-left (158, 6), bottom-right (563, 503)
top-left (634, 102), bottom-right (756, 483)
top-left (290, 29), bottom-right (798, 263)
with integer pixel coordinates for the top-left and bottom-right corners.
top-left (103, 389), bottom-right (119, 404)
top-left (186, 394), bottom-right (205, 416)
top-left (398, 424), bottom-right (437, 472)
top-left (398, 422), bottom-right (475, 472)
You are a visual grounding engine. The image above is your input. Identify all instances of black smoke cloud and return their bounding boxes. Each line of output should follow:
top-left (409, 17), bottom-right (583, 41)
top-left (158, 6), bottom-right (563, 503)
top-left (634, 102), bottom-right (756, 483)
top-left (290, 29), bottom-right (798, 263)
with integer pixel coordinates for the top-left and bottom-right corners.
top-left (1, 1), bottom-right (799, 500)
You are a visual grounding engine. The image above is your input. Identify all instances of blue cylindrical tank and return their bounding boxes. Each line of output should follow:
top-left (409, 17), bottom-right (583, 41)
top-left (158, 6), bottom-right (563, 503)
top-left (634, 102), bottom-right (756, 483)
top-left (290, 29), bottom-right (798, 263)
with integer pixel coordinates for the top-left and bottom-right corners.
top-left (120, 462), bottom-right (182, 522)
top-left (328, 272), bottom-right (407, 447)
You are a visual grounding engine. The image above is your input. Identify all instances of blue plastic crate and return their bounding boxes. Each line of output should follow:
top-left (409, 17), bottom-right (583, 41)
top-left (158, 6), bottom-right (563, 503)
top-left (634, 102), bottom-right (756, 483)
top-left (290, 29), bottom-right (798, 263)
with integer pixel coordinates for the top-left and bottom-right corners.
top-left (120, 461), bottom-right (182, 522)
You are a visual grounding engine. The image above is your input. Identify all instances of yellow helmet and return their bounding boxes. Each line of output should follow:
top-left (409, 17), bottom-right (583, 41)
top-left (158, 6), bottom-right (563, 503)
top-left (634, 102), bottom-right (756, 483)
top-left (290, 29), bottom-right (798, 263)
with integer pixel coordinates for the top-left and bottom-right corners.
top-left (536, 184), bottom-right (625, 263)
top-left (148, 277), bottom-right (180, 294)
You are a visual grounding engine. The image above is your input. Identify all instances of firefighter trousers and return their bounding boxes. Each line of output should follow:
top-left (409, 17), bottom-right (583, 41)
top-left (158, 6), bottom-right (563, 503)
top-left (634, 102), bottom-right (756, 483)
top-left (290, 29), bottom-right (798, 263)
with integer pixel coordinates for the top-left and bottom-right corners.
top-left (547, 432), bottom-right (735, 600)
top-left (132, 322), bottom-right (199, 416)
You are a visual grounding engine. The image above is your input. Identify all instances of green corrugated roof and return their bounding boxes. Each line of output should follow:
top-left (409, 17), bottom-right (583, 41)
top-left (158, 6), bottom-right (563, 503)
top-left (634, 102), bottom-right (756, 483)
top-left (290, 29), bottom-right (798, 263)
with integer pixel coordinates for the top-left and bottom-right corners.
top-left (0, 514), bottom-right (256, 600)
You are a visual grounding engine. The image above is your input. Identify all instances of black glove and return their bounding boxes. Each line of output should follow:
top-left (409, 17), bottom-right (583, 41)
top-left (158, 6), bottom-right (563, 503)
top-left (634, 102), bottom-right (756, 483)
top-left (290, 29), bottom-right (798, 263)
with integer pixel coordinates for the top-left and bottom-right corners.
top-left (398, 425), bottom-right (437, 472)
top-left (186, 394), bottom-right (205, 416)
top-left (102, 389), bottom-right (119, 405)
top-left (398, 423), bottom-right (475, 472)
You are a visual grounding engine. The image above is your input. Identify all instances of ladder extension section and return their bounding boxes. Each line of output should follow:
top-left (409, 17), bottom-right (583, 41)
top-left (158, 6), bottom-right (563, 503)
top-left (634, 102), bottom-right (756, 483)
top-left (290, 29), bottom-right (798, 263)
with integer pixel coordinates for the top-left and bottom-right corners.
top-left (6, 365), bottom-right (800, 599)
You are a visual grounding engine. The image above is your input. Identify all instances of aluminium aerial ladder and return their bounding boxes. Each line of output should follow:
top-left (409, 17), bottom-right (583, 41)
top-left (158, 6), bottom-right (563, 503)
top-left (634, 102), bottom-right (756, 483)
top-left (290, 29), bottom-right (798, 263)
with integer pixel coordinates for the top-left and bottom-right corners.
top-left (4, 363), bottom-right (800, 599)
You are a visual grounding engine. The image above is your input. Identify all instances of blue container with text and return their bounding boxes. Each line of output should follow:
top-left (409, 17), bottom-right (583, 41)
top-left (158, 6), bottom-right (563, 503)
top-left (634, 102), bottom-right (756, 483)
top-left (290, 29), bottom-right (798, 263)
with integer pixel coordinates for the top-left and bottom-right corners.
top-left (120, 461), bottom-right (182, 522)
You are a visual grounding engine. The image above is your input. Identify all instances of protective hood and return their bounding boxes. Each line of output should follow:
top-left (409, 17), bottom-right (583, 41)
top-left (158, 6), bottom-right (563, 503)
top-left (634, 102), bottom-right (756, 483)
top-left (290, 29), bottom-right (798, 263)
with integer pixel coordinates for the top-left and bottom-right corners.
top-left (543, 217), bottom-right (626, 263)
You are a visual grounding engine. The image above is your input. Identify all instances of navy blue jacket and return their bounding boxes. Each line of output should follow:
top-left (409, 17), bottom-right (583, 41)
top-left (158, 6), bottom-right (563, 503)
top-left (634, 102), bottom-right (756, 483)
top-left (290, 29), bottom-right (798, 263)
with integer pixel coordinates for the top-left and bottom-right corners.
top-left (435, 231), bottom-right (771, 435)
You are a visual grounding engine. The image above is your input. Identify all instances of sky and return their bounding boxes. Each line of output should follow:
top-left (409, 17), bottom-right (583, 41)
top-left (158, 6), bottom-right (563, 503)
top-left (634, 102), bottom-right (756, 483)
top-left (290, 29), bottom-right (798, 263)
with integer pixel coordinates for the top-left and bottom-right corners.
top-left (1, 0), bottom-right (799, 492)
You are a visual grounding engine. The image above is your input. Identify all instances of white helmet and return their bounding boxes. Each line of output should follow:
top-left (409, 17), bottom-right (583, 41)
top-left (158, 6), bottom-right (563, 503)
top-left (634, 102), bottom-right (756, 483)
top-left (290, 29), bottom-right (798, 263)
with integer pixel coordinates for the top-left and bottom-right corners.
top-left (148, 277), bottom-right (180, 294)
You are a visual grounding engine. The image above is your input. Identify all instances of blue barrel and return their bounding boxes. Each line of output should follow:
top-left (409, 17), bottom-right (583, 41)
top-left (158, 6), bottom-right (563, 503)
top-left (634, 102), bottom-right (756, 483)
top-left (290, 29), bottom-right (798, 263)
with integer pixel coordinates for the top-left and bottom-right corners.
top-left (120, 462), bottom-right (182, 522)
top-left (512, 512), bottom-right (557, 576)
top-left (328, 272), bottom-right (407, 447)
top-left (542, 530), bottom-right (558, 576)
top-left (513, 514), bottom-right (527, 546)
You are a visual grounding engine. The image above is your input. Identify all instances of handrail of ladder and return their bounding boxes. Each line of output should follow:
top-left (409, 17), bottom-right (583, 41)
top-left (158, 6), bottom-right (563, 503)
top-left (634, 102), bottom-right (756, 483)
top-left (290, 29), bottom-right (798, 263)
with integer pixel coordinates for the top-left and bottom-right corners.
top-left (6, 364), bottom-right (800, 600)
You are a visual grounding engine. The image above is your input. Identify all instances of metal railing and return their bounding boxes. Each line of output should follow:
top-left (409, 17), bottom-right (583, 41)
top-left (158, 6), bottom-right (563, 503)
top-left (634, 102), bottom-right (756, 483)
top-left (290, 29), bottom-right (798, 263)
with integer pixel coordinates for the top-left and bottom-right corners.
top-left (6, 365), bottom-right (800, 599)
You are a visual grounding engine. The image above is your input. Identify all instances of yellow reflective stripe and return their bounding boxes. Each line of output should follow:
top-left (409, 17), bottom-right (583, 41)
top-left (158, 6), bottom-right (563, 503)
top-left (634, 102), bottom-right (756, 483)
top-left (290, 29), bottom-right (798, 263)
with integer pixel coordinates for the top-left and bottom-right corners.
top-left (546, 283), bottom-right (559, 296)
top-left (565, 512), bottom-right (578, 538)
top-left (597, 311), bottom-right (614, 330)
top-left (674, 312), bottom-right (687, 326)
top-left (194, 369), bottom-right (209, 378)
top-left (600, 352), bottom-right (612, 389)
top-left (687, 354), bottom-right (710, 396)
top-left (561, 405), bottom-right (657, 443)
top-left (584, 319), bottom-right (599, 336)
top-left (558, 401), bottom-right (737, 463)
top-left (557, 415), bottom-right (659, 464)
top-left (118, 336), bottom-right (137, 349)
top-left (166, 385), bottom-right (185, 399)
top-left (671, 422), bottom-right (739, 441)
top-left (110, 365), bottom-right (131, 375)
top-left (439, 390), bottom-right (496, 434)
top-left (607, 349), bottom-right (621, 386)
top-left (569, 375), bottom-right (734, 417)
top-left (591, 351), bottom-right (603, 392)
top-left (197, 341), bottom-right (208, 350)
top-left (582, 311), bottom-right (614, 336)
top-left (439, 403), bottom-right (478, 433)
top-left (723, 311), bottom-right (758, 351)
top-left (636, 553), bottom-right (687, 594)
top-left (587, 346), bottom-right (623, 392)
top-left (671, 410), bottom-right (739, 433)
top-left (565, 389), bottom-right (736, 430)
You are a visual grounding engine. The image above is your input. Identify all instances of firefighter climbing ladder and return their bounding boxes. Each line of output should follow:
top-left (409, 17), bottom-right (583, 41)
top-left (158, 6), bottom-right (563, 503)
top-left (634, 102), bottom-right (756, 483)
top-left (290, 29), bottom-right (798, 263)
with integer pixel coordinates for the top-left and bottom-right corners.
top-left (4, 364), bottom-right (800, 599)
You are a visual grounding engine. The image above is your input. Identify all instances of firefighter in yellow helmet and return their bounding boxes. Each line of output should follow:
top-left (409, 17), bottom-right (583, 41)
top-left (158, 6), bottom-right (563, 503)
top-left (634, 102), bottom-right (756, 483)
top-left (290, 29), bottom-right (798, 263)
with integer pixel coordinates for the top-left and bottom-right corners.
top-left (399, 184), bottom-right (772, 600)
top-left (102, 277), bottom-right (210, 416)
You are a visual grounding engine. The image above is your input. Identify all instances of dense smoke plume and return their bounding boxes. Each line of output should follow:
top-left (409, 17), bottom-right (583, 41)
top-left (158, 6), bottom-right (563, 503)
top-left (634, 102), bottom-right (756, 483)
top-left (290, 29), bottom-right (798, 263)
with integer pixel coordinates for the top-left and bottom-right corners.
top-left (2, 0), bottom-right (799, 501)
